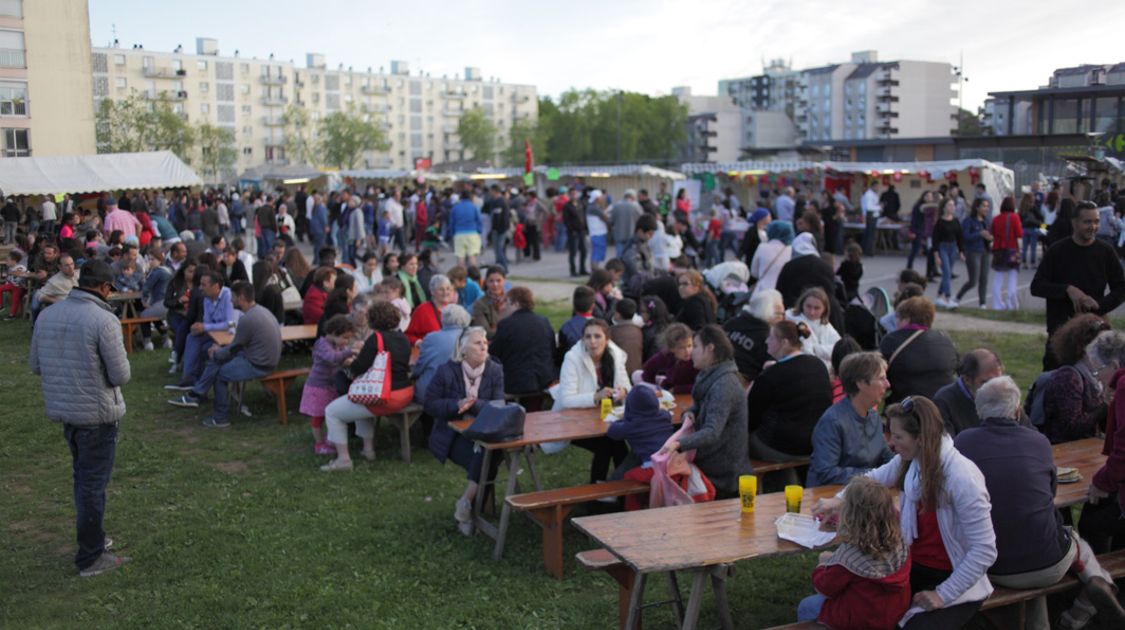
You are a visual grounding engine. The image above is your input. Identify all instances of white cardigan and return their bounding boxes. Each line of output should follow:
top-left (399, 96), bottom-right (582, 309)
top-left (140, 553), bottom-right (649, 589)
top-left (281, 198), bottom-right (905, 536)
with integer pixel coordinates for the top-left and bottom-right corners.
top-left (553, 340), bottom-right (631, 410)
top-left (857, 438), bottom-right (997, 620)
top-left (786, 311), bottom-right (841, 364)
top-left (749, 240), bottom-right (791, 296)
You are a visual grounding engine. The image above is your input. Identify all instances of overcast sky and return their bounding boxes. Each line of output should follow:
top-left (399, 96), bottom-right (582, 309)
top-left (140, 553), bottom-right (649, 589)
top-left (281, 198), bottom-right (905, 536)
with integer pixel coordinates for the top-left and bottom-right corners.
top-left (89, 0), bottom-right (1125, 111)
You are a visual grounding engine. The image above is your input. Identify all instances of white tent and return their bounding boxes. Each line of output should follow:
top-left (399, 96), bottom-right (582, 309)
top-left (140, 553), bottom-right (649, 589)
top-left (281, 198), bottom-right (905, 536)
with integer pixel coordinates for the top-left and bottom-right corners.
top-left (0, 151), bottom-right (202, 196)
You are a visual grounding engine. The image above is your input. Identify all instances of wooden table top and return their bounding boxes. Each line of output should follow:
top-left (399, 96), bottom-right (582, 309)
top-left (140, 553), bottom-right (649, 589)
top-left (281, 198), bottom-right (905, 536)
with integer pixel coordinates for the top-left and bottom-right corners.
top-left (574, 437), bottom-right (1107, 574)
top-left (208, 324), bottom-right (318, 346)
top-left (449, 393), bottom-right (693, 450)
top-left (108, 291), bottom-right (142, 302)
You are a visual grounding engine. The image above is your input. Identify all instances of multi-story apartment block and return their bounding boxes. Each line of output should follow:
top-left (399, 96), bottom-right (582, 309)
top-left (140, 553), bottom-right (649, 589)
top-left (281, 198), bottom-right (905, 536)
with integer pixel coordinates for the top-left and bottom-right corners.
top-left (0, 0), bottom-right (95, 158)
top-left (92, 37), bottom-right (537, 179)
top-left (721, 51), bottom-right (957, 150)
top-left (983, 63), bottom-right (1125, 137)
top-left (673, 86), bottom-right (743, 163)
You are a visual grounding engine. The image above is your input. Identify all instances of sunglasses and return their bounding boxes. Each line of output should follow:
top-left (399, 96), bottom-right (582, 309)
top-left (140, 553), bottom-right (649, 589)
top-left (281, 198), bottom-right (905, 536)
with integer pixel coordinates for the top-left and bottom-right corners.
top-left (900, 396), bottom-right (915, 413)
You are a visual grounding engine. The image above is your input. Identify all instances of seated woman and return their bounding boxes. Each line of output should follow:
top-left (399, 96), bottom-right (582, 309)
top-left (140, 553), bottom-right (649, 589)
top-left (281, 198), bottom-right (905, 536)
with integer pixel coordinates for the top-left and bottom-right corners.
top-left (748, 320), bottom-right (833, 476)
top-left (320, 301), bottom-right (414, 471)
top-left (785, 287), bottom-right (842, 364)
top-left (807, 352), bottom-right (893, 487)
top-left (675, 270), bottom-right (717, 331)
top-left (1043, 313), bottom-right (1111, 444)
top-left (550, 318), bottom-right (630, 482)
top-left (396, 253), bottom-right (426, 311)
top-left (813, 397), bottom-right (997, 630)
top-left (879, 297), bottom-right (957, 404)
top-left (404, 274), bottom-right (458, 346)
top-left (490, 287), bottom-right (557, 410)
top-left (302, 266), bottom-right (337, 325)
top-left (471, 266), bottom-right (510, 337)
top-left (658, 325), bottom-right (753, 499)
top-left (586, 268), bottom-right (618, 321)
top-left (722, 288), bottom-right (785, 382)
top-left (1083, 330), bottom-right (1125, 554)
top-left (351, 253), bottom-right (382, 294)
top-left (412, 304), bottom-right (471, 403)
top-left (424, 326), bottom-right (506, 535)
top-left (638, 322), bottom-right (698, 394)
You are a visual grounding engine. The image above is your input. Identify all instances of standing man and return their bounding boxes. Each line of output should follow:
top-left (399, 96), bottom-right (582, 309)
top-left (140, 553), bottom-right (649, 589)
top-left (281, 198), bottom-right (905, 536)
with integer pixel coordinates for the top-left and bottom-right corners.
top-left (168, 281), bottom-right (281, 428)
top-left (384, 189), bottom-right (406, 252)
top-left (1031, 201), bottom-right (1125, 369)
top-left (880, 184), bottom-right (901, 222)
top-left (103, 197), bottom-right (141, 241)
top-left (609, 189), bottom-right (643, 258)
top-left (255, 199), bottom-right (278, 256)
top-left (450, 190), bottom-right (482, 268)
top-left (41, 195), bottom-right (58, 237)
top-left (483, 185), bottom-right (510, 271)
top-left (563, 189), bottom-right (588, 277)
top-left (774, 186), bottom-right (796, 222)
top-left (860, 180), bottom-right (882, 257)
top-left (309, 193), bottom-right (329, 265)
top-left (30, 259), bottom-right (132, 576)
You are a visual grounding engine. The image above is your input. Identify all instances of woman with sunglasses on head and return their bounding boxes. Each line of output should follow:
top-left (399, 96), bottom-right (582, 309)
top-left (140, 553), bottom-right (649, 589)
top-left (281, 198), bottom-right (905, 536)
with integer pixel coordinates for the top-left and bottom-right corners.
top-left (814, 396), bottom-right (997, 629)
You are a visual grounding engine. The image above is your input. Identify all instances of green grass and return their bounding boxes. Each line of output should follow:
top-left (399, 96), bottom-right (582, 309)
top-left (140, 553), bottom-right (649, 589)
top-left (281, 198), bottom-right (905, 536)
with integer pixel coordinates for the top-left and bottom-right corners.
top-left (951, 307), bottom-right (1125, 330)
top-left (0, 317), bottom-right (1048, 628)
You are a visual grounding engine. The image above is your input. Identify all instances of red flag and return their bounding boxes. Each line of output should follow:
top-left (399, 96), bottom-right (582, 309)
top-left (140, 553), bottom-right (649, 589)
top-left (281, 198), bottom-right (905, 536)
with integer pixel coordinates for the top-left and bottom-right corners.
top-left (524, 139), bottom-right (533, 174)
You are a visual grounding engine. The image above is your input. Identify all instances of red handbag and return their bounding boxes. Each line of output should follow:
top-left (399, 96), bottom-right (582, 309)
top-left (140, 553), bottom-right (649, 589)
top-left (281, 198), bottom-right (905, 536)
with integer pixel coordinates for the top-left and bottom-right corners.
top-left (347, 332), bottom-right (391, 406)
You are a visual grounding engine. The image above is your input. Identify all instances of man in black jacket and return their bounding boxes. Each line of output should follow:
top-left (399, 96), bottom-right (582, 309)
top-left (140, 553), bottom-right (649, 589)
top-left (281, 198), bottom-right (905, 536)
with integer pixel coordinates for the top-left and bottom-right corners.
top-left (488, 286), bottom-right (556, 410)
top-left (563, 191), bottom-right (588, 277)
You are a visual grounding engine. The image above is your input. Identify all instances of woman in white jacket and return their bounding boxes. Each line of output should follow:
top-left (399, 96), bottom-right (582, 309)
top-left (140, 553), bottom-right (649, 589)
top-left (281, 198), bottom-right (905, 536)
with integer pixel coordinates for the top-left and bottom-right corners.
top-left (750, 221), bottom-right (793, 296)
top-left (785, 287), bottom-right (841, 365)
top-left (549, 318), bottom-right (631, 482)
top-left (814, 396), bottom-right (996, 629)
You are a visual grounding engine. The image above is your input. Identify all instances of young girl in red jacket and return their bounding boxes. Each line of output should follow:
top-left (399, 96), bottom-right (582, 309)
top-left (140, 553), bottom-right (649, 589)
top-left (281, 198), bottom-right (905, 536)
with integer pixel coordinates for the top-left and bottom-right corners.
top-left (797, 476), bottom-right (912, 630)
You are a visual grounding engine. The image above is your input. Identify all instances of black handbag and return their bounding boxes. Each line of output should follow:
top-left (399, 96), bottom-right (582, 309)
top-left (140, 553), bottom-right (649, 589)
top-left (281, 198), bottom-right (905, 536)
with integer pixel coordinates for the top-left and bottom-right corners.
top-left (462, 401), bottom-right (526, 443)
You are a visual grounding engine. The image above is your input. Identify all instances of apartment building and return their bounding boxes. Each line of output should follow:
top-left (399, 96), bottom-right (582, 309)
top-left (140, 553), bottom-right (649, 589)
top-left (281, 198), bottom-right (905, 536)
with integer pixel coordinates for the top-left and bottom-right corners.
top-left (0, 0), bottom-right (96, 158)
top-left (92, 38), bottom-right (538, 179)
top-left (672, 86), bottom-right (743, 163)
top-left (983, 63), bottom-right (1125, 137)
top-left (721, 51), bottom-right (957, 149)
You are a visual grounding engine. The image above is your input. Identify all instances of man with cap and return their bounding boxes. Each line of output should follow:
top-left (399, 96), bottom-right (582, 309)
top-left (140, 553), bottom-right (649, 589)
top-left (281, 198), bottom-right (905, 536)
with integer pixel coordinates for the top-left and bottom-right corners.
top-left (610, 189), bottom-right (643, 258)
top-left (103, 196), bottom-right (142, 241)
top-left (30, 259), bottom-right (132, 576)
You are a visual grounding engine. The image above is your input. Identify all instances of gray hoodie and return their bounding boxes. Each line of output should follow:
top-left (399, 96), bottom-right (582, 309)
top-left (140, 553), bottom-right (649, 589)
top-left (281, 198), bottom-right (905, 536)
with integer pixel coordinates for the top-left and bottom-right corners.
top-left (677, 359), bottom-right (752, 495)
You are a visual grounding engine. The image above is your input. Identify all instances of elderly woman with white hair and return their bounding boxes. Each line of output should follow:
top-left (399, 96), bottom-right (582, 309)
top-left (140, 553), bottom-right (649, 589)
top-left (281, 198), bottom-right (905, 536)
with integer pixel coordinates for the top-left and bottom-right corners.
top-left (404, 273), bottom-right (458, 346)
top-left (424, 326), bottom-right (506, 535)
top-left (1082, 330), bottom-right (1125, 556)
top-left (722, 288), bottom-right (784, 382)
top-left (412, 304), bottom-right (471, 403)
top-left (956, 375), bottom-right (1125, 630)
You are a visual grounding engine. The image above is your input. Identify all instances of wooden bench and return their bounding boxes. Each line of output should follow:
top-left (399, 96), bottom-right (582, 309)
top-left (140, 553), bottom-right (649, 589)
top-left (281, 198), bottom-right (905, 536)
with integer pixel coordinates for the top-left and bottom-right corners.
top-left (508, 479), bottom-right (650, 579)
top-left (374, 402), bottom-right (425, 463)
top-left (257, 368), bottom-right (310, 425)
top-left (764, 549), bottom-right (1125, 630)
top-left (119, 316), bottom-right (163, 355)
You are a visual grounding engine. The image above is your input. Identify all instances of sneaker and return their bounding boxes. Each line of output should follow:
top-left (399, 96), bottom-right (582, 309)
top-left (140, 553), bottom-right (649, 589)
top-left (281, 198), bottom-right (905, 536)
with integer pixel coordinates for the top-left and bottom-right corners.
top-left (163, 338), bottom-right (174, 349)
top-left (142, 340), bottom-right (154, 351)
top-left (168, 351), bottom-right (178, 364)
top-left (104, 536), bottom-right (113, 550)
top-left (201, 416), bottom-right (231, 428)
top-left (167, 394), bottom-right (201, 408)
top-left (947, 298), bottom-right (959, 309)
top-left (934, 296), bottom-right (949, 308)
top-left (1084, 577), bottom-right (1125, 627)
top-left (454, 497), bottom-right (472, 524)
top-left (1058, 596), bottom-right (1098, 630)
top-left (320, 458), bottom-right (353, 472)
top-left (457, 522), bottom-right (474, 536)
top-left (167, 363), bottom-right (179, 375)
top-left (163, 383), bottom-right (193, 392)
top-left (79, 552), bottom-right (131, 577)
top-left (313, 441), bottom-right (336, 456)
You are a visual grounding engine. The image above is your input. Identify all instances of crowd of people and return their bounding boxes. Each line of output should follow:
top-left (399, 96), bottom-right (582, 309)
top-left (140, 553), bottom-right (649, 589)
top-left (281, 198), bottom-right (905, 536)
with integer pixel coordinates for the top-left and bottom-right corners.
top-left (18, 177), bottom-right (1125, 628)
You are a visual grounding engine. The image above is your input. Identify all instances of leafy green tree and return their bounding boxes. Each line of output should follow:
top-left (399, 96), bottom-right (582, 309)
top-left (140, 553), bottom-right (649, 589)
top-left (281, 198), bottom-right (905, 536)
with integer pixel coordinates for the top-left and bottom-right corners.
top-left (536, 90), bottom-right (687, 164)
top-left (501, 118), bottom-right (550, 169)
top-left (956, 108), bottom-right (983, 136)
top-left (457, 107), bottom-right (497, 163)
top-left (195, 123), bottom-right (237, 183)
top-left (95, 90), bottom-right (195, 164)
top-left (317, 106), bottom-right (390, 169)
top-left (282, 104), bottom-right (319, 166)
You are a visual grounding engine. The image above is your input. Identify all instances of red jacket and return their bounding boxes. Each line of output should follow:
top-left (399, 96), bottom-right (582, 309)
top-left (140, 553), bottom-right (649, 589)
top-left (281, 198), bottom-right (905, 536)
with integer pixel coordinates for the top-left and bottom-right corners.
top-left (302, 285), bottom-right (327, 325)
top-left (405, 300), bottom-right (441, 346)
top-left (990, 212), bottom-right (1023, 251)
top-left (1094, 368), bottom-right (1125, 513)
top-left (812, 552), bottom-right (912, 630)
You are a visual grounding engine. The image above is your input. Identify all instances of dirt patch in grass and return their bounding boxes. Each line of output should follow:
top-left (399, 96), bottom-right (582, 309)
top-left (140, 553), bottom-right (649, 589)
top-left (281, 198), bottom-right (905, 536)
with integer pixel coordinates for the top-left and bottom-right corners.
top-left (212, 461), bottom-right (249, 474)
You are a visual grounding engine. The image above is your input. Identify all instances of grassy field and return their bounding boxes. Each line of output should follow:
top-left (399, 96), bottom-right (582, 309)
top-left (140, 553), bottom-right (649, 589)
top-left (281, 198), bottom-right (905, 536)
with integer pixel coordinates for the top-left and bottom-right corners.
top-left (0, 312), bottom-right (1046, 628)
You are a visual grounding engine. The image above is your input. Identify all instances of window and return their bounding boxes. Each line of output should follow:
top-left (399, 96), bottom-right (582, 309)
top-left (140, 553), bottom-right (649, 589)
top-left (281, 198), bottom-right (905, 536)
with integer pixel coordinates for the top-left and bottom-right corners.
top-left (0, 0), bottom-right (22, 17)
top-left (200, 103), bottom-right (210, 114)
top-left (239, 84), bottom-right (250, 95)
top-left (240, 63), bottom-right (249, 74)
top-left (197, 60), bottom-right (208, 70)
top-left (142, 56), bottom-right (153, 69)
top-left (0, 29), bottom-right (25, 68)
top-left (115, 54), bottom-right (125, 66)
top-left (93, 76), bottom-right (109, 97)
top-left (217, 104), bottom-right (235, 123)
top-left (115, 77), bottom-right (127, 89)
top-left (216, 62), bottom-right (232, 80)
top-left (200, 82), bottom-right (209, 93)
top-left (92, 53), bottom-right (108, 73)
top-left (3, 127), bottom-right (29, 156)
top-left (241, 104), bottom-right (251, 114)
top-left (0, 81), bottom-right (26, 115)
top-left (216, 83), bottom-right (234, 101)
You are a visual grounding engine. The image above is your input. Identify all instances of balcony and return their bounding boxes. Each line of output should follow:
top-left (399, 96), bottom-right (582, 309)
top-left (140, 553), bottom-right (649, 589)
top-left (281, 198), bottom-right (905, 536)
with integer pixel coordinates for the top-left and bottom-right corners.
top-left (362, 84), bottom-right (391, 95)
top-left (442, 124), bottom-right (457, 133)
top-left (876, 101), bottom-right (895, 114)
top-left (144, 90), bottom-right (187, 101)
top-left (261, 116), bottom-right (284, 127)
top-left (362, 103), bottom-right (390, 114)
top-left (143, 67), bottom-right (187, 79)
top-left (0, 48), bottom-right (26, 69)
top-left (260, 95), bottom-right (288, 106)
top-left (444, 89), bottom-right (467, 99)
top-left (264, 135), bottom-right (286, 147)
top-left (443, 108), bottom-right (463, 117)
top-left (259, 74), bottom-right (287, 85)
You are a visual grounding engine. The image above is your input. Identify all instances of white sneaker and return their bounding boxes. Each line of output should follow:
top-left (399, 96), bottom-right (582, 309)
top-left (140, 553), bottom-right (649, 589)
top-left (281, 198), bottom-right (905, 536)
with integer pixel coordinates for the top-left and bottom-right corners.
top-left (947, 298), bottom-right (959, 309)
top-left (934, 296), bottom-right (949, 308)
top-left (163, 338), bottom-right (174, 349)
top-left (168, 351), bottom-right (178, 364)
top-left (143, 340), bottom-right (154, 351)
top-left (454, 497), bottom-right (472, 524)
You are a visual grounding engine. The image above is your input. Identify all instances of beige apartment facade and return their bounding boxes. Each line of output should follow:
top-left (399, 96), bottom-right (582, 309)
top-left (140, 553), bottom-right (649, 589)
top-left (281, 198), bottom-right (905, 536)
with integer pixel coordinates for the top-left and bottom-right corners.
top-left (92, 38), bottom-right (538, 180)
top-left (0, 0), bottom-right (96, 158)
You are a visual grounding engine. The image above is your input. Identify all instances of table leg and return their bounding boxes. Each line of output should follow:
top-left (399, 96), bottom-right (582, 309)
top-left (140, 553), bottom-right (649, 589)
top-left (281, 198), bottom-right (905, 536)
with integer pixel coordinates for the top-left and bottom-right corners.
top-left (667, 571), bottom-right (685, 625)
top-left (472, 448), bottom-right (496, 538)
top-left (492, 451), bottom-right (522, 560)
top-left (624, 572), bottom-right (648, 630)
top-left (711, 565), bottom-right (734, 630)
top-left (681, 570), bottom-right (708, 630)
top-left (523, 446), bottom-right (542, 491)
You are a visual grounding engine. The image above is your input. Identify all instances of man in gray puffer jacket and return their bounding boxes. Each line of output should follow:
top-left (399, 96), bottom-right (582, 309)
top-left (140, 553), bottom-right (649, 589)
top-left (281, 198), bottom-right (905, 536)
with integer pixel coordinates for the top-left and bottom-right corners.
top-left (30, 259), bottom-right (132, 577)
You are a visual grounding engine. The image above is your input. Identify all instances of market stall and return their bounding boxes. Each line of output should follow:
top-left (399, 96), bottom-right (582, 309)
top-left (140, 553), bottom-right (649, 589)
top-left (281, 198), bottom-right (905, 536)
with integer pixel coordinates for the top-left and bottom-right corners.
top-left (0, 150), bottom-right (202, 196)
top-left (472, 164), bottom-right (686, 201)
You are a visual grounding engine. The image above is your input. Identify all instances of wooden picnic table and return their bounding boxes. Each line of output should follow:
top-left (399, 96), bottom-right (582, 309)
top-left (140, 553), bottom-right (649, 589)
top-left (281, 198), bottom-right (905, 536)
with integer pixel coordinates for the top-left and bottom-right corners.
top-left (449, 393), bottom-right (694, 561)
top-left (573, 437), bottom-right (1107, 630)
top-left (209, 324), bottom-right (318, 346)
top-left (107, 290), bottom-right (142, 319)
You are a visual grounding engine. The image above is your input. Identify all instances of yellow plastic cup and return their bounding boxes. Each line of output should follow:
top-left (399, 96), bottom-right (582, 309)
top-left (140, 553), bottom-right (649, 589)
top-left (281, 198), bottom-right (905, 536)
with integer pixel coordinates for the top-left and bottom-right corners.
top-left (785, 485), bottom-right (804, 513)
top-left (739, 475), bottom-right (758, 513)
top-left (600, 397), bottom-right (613, 420)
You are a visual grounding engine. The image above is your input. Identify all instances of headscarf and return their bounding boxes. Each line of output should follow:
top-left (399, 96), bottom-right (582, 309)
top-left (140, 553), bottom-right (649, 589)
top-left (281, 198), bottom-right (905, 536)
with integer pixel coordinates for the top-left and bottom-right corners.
top-left (765, 220), bottom-right (794, 245)
top-left (791, 232), bottom-right (818, 258)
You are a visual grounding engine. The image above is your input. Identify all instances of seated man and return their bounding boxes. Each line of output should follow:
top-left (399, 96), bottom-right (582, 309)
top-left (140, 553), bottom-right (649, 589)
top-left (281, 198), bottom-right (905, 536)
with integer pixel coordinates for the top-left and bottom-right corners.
top-left (955, 376), bottom-right (1125, 630)
top-left (167, 281), bottom-right (281, 428)
top-left (32, 253), bottom-right (79, 318)
top-left (934, 348), bottom-right (1031, 436)
top-left (166, 270), bottom-right (234, 389)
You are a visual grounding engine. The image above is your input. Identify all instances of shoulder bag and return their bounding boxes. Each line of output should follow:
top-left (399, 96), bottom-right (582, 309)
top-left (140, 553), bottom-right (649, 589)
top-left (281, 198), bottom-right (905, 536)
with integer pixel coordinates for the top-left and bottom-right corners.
top-left (347, 332), bottom-right (391, 406)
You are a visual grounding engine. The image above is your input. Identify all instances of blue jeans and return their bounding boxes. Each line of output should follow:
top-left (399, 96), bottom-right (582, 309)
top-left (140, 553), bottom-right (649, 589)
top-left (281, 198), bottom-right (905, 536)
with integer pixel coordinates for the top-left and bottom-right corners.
top-left (230, 214), bottom-right (244, 235)
top-left (797, 594), bottom-right (826, 622)
top-left (591, 235), bottom-right (608, 264)
top-left (862, 214), bottom-right (878, 256)
top-left (492, 231), bottom-right (509, 270)
top-left (192, 354), bottom-right (271, 421)
top-left (1022, 228), bottom-right (1039, 265)
top-left (554, 224), bottom-right (568, 252)
top-left (258, 228), bottom-right (276, 256)
top-left (64, 422), bottom-right (118, 570)
top-left (907, 235), bottom-right (927, 269)
top-left (938, 241), bottom-right (958, 297)
top-left (311, 231), bottom-right (326, 265)
top-left (180, 333), bottom-right (214, 386)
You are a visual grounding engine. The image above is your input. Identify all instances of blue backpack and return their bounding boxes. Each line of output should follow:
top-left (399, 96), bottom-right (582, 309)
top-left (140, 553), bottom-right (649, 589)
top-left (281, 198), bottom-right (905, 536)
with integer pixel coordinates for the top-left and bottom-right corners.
top-left (1024, 366), bottom-right (1076, 427)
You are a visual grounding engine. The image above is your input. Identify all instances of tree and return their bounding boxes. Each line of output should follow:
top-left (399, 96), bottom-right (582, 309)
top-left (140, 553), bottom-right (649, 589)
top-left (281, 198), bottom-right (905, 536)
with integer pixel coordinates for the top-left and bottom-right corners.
top-left (282, 104), bottom-right (319, 166)
top-left (535, 89), bottom-right (687, 164)
top-left (457, 107), bottom-right (497, 163)
top-left (95, 90), bottom-right (195, 164)
top-left (195, 123), bottom-right (237, 183)
top-left (501, 118), bottom-right (550, 169)
top-left (317, 106), bottom-right (390, 169)
top-left (956, 108), bottom-right (983, 136)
